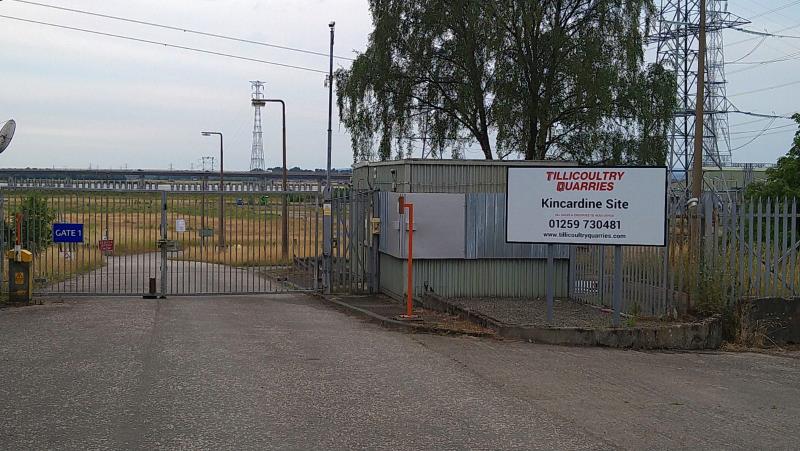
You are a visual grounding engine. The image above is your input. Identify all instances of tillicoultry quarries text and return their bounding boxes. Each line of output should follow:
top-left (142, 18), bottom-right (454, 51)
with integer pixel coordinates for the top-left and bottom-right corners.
top-left (546, 170), bottom-right (625, 192)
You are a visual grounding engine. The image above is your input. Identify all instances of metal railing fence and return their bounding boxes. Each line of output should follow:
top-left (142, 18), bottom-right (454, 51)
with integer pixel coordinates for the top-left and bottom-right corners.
top-left (571, 195), bottom-right (800, 317)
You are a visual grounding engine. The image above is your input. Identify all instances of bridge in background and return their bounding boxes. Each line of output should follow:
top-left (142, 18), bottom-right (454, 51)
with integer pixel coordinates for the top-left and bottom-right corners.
top-left (0, 168), bottom-right (352, 192)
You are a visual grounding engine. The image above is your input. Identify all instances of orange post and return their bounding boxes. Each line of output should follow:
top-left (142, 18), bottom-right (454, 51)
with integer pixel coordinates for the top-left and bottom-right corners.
top-left (405, 203), bottom-right (414, 317)
top-left (15, 213), bottom-right (21, 246)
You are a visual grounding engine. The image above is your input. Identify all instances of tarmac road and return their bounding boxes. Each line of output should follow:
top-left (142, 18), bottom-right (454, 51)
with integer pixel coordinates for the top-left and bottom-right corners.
top-left (1, 294), bottom-right (798, 450)
top-left (42, 253), bottom-right (287, 295)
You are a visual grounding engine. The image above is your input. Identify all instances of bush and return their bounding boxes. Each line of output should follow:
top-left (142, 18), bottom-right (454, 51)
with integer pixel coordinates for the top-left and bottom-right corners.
top-left (2, 195), bottom-right (56, 255)
top-left (692, 261), bottom-right (737, 341)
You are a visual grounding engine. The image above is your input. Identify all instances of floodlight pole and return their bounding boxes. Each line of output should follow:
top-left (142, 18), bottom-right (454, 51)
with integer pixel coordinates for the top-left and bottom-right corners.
top-left (201, 131), bottom-right (224, 248)
top-left (323, 21), bottom-right (335, 293)
top-left (326, 22), bottom-right (334, 196)
top-left (263, 99), bottom-right (289, 261)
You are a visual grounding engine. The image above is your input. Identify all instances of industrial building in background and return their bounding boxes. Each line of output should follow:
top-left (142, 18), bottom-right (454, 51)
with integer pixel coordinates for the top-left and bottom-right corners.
top-left (250, 80), bottom-right (266, 172)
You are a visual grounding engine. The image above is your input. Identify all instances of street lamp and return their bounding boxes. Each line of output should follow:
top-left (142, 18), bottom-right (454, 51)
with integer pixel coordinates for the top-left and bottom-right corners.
top-left (263, 99), bottom-right (289, 261)
top-left (201, 131), bottom-right (225, 248)
top-left (323, 21), bottom-right (335, 294)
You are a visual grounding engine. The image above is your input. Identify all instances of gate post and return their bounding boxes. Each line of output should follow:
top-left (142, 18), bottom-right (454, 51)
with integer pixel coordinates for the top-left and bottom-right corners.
top-left (0, 193), bottom-right (4, 294)
top-left (370, 191), bottom-right (380, 294)
top-left (160, 191), bottom-right (168, 298)
top-left (323, 184), bottom-right (332, 294)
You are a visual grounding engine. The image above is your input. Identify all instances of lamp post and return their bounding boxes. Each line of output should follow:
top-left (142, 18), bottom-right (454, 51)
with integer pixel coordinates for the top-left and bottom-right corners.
top-left (201, 131), bottom-right (224, 248)
top-left (263, 99), bottom-right (289, 261)
top-left (323, 21), bottom-right (335, 293)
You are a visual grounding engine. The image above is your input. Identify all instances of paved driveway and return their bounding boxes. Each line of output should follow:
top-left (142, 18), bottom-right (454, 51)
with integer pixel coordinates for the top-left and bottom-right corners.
top-left (1, 295), bottom-right (798, 450)
top-left (42, 253), bottom-right (286, 295)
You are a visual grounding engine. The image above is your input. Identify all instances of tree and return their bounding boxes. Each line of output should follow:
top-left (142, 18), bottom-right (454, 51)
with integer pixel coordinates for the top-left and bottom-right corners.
top-left (745, 114), bottom-right (800, 199)
top-left (337, 0), bottom-right (676, 163)
top-left (337, 0), bottom-right (495, 160)
top-left (2, 195), bottom-right (56, 255)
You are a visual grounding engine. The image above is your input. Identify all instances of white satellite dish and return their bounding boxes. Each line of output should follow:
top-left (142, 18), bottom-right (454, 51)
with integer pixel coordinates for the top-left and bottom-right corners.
top-left (0, 119), bottom-right (16, 154)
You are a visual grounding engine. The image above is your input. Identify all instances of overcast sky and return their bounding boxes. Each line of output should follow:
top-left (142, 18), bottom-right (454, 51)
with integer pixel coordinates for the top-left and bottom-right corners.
top-left (0, 0), bottom-right (798, 170)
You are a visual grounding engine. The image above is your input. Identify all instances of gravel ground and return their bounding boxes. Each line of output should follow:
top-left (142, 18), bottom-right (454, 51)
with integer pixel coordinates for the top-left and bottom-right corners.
top-left (447, 297), bottom-right (671, 328)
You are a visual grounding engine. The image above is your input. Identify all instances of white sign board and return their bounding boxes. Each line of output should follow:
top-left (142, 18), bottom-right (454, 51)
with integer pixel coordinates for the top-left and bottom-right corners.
top-left (506, 166), bottom-right (667, 246)
top-left (175, 219), bottom-right (186, 233)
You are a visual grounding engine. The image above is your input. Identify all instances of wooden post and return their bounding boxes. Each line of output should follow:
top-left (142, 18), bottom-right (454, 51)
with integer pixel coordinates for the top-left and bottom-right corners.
top-left (689, 0), bottom-right (707, 306)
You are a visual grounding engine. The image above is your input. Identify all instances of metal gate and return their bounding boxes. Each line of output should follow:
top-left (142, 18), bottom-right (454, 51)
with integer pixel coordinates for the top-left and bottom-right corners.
top-left (328, 188), bottom-right (377, 294)
top-left (0, 187), bottom-right (321, 296)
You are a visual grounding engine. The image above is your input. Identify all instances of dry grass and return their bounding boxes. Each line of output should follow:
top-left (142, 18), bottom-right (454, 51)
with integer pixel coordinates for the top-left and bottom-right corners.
top-left (34, 245), bottom-right (105, 285)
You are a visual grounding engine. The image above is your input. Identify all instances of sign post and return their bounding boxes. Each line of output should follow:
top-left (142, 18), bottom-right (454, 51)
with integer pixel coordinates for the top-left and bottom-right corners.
top-left (613, 245), bottom-right (623, 327)
top-left (505, 166), bottom-right (667, 326)
top-left (546, 243), bottom-right (554, 323)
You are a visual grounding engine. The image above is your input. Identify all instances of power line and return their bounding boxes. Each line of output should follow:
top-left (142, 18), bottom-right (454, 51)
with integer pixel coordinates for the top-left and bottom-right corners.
top-left (730, 117), bottom-right (773, 128)
top-left (729, 122), bottom-right (796, 136)
top-left (731, 27), bottom-right (800, 39)
top-left (731, 128), bottom-right (796, 144)
top-left (726, 51), bottom-right (800, 66)
top-left (727, 36), bottom-right (768, 64)
top-left (7, 0), bottom-right (356, 61)
top-left (729, 79), bottom-right (800, 97)
top-left (730, 118), bottom-right (776, 151)
top-left (0, 14), bottom-right (328, 74)
top-left (747, 0), bottom-right (800, 20)
top-left (727, 48), bottom-right (800, 74)
top-left (728, 109), bottom-right (795, 120)
top-left (728, 21), bottom-right (800, 47)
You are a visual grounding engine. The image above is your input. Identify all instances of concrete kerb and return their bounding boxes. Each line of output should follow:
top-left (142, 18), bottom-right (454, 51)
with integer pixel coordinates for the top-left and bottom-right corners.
top-left (304, 290), bottom-right (495, 338)
top-left (419, 293), bottom-right (723, 350)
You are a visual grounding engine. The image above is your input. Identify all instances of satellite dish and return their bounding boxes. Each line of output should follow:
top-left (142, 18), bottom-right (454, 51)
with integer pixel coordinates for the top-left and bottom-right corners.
top-left (0, 119), bottom-right (16, 154)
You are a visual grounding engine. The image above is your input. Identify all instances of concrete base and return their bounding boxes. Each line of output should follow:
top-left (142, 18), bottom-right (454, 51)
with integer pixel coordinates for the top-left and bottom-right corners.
top-left (498, 320), bottom-right (722, 349)
top-left (420, 293), bottom-right (723, 350)
top-left (737, 297), bottom-right (800, 346)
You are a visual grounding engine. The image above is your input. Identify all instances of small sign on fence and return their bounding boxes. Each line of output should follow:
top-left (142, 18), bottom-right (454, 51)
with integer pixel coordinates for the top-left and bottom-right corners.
top-left (506, 166), bottom-right (667, 246)
top-left (176, 219), bottom-right (186, 233)
top-left (53, 223), bottom-right (84, 243)
top-left (198, 228), bottom-right (214, 238)
top-left (99, 239), bottom-right (114, 253)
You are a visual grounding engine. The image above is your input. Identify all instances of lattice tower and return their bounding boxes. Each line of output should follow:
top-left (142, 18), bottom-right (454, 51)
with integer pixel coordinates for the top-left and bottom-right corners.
top-left (250, 81), bottom-right (266, 171)
top-left (652, 0), bottom-right (747, 189)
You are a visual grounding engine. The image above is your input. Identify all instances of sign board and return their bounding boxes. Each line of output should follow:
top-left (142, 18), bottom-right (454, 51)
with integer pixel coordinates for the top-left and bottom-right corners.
top-left (199, 228), bottom-right (214, 238)
top-left (52, 223), bottom-right (84, 243)
top-left (99, 239), bottom-right (114, 252)
top-left (176, 219), bottom-right (186, 233)
top-left (506, 166), bottom-right (667, 246)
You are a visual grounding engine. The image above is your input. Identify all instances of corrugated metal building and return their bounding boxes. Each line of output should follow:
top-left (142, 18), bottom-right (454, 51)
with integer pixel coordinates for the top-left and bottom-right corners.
top-left (352, 159), bottom-right (574, 300)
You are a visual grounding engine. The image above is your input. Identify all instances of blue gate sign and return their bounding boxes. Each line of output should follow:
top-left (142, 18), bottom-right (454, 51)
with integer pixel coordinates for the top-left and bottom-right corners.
top-left (53, 223), bottom-right (84, 243)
